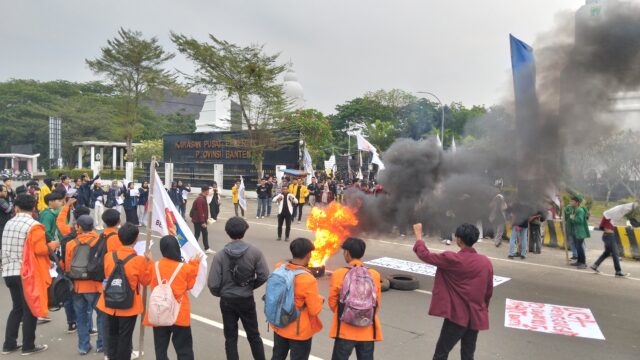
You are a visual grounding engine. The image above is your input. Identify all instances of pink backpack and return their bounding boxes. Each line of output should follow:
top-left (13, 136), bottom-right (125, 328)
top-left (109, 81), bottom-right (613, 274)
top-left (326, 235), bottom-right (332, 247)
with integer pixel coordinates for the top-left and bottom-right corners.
top-left (338, 266), bottom-right (377, 329)
top-left (148, 261), bottom-right (183, 326)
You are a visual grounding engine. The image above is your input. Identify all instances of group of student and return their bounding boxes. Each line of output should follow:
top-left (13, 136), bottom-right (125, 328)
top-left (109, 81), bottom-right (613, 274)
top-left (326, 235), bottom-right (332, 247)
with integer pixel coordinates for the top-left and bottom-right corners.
top-left (208, 216), bottom-right (382, 360)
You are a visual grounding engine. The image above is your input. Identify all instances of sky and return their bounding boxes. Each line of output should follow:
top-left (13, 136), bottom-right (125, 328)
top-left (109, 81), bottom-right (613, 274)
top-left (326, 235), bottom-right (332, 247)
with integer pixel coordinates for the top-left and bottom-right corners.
top-left (0, 0), bottom-right (587, 114)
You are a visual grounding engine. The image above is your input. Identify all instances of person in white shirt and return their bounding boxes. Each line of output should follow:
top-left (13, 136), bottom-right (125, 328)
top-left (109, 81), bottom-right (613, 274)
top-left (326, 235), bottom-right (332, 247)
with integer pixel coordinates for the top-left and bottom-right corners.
top-left (272, 186), bottom-right (298, 242)
top-left (591, 201), bottom-right (638, 277)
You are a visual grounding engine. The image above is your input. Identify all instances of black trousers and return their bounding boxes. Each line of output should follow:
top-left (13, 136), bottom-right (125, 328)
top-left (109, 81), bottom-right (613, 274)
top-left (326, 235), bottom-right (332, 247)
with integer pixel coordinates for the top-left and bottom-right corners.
top-left (3, 276), bottom-right (37, 351)
top-left (124, 208), bottom-right (139, 225)
top-left (272, 332), bottom-right (312, 360)
top-left (331, 338), bottom-right (374, 360)
top-left (105, 314), bottom-right (137, 360)
top-left (277, 214), bottom-right (292, 239)
top-left (193, 222), bottom-right (210, 250)
top-left (153, 325), bottom-right (194, 360)
top-left (594, 232), bottom-right (622, 272)
top-left (529, 224), bottom-right (542, 254)
top-left (291, 204), bottom-right (304, 222)
top-left (220, 297), bottom-right (265, 360)
top-left (433, 319), bottom-right (479, 360)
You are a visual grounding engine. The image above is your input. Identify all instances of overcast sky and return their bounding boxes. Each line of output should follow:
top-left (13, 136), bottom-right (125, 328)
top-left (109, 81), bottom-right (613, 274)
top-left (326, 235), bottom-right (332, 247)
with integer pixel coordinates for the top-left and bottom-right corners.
top-left (0, 0), bottom-right (586, 114)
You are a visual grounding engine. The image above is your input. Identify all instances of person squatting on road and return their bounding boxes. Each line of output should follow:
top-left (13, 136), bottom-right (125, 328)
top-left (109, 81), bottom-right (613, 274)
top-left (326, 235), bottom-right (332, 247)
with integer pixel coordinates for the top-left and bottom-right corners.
top-left (208, 217), bottom-right (270, 360)
top-left (591, 201), bottom-right (637, 277)
top-left (413, 223), bottom-right (493, 360)
top-left (273, 185), bottom-right (298, 242)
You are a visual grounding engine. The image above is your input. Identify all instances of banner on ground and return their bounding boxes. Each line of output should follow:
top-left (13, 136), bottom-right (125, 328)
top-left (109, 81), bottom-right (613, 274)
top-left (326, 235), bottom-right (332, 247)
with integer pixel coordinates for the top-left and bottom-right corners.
top-left (151, 171), bottom-right (207, 297)
top-left (504, 298), bottom-right (605, 340)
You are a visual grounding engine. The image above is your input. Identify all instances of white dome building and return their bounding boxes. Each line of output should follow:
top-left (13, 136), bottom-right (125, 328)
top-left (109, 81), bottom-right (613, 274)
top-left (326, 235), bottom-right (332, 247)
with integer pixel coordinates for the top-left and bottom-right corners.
top-left (283, 69), bottom-right (305, 110)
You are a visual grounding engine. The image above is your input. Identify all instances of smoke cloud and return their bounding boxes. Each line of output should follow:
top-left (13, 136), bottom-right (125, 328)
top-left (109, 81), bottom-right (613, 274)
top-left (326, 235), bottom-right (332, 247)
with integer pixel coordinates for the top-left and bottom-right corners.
top-left (350, 0), bottom-right (640, 235)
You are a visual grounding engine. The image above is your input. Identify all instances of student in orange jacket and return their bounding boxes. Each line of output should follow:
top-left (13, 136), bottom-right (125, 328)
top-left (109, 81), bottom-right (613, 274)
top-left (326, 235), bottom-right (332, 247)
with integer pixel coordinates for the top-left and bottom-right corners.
top-left (271, 238), bottom-right (324, 360)
top-left (328, 238), bottom-right (383, 360)
top-left (97, 223), bottom-right (151, 360)
top-left (144, 235), bottom-right (201, 360)
top-left (101, 209), bottom-right (123, 252)
top-left (64, 215), bottom-right (105, 355)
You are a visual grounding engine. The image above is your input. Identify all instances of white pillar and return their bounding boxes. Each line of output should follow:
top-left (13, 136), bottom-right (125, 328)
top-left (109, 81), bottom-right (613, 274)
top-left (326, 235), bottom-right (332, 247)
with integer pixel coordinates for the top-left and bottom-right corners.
top-left (112, 147), bottom-right (117, 170)
top-left (77, 147), bottom-right (83, 169)
top-left (32, 156), bottom-right (38, 174)
top-left (90, 146), bottom-right (95, 170)
top-left (120, 148), bottom-right (124, 170)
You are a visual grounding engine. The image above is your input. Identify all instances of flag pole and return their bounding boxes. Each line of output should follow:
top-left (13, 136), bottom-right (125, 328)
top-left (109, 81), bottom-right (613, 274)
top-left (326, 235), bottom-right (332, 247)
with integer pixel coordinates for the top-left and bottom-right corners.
top-left (137, 156), bottom-right (157, 358)
top-left (559, 194), bottom-right (570, 264)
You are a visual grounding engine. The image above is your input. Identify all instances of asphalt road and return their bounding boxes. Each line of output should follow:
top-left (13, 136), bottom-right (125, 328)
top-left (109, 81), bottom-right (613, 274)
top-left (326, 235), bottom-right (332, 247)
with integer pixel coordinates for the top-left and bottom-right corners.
top-left (1, 199), bottom-right (639, 360)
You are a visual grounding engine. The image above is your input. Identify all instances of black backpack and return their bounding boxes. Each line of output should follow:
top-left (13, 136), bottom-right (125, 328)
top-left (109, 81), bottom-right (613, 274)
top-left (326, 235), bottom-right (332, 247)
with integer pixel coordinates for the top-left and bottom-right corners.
top-left (86, 232), bottom-right (113, 281)
top-left (68, 237), bottom-right (98, 280)
top-left (48, 272), bottom-right (74, 309)
top-left (103, 252), bottom-right (136, 310)
top-left (227, 253), bottom-right (253, 287)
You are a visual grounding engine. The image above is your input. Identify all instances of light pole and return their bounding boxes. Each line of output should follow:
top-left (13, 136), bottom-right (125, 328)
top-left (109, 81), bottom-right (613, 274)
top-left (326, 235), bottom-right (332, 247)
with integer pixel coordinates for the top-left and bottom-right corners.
top-left (417, 91), bottom-right (445, 144)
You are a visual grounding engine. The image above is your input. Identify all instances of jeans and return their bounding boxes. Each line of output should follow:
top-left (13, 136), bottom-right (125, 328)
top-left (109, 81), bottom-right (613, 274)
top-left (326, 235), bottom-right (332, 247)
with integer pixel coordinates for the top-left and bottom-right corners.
top-left (277, 214), bottom-right (292, 240)
top-left (291, 204), bottom-right (304, 222)
top-left (267, 197), bottom-right (273, 217)
top-left (594, 233), bottom-right (622, 272)
top-left (257, 198), bottom-right (268, 217)
top-left (153, 325), bottom-right (194, 360)
top-left (509, 226), bottom-right (528, 257)
top-left (433, 319), bottom-right (478, 360)
top-left (64, 298), bottom-right (77, 324)
top-left (331, 338), bottom-right (374, 360)
top-left (179, 205), bottom-right (187, 220)
top-left (567, 233), bottom-right (586, 258)
top-left (219, 297), bottom-right (265, 360)
top-left (575, 238), bottom-right (586, 265)
top-left (105, 314), bottom-right (137, 360)
top-left (234, 203), bottom-right (245, 217)
top-left (193, 222), bottom-right (210, 250)
top-left (529, 224), bottom-right (542, 254)
top-left (272, 332), bottom-right (312, 360)
top-left (72, 292), bottom-right (104, 353)
top-left (3, 276), bottom-right (37, 351)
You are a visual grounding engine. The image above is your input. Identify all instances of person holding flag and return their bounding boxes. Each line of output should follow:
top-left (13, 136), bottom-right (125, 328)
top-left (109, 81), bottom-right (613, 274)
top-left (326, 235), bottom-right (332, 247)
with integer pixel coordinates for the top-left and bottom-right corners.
top-left (231, 179), bottom-right (245, 218)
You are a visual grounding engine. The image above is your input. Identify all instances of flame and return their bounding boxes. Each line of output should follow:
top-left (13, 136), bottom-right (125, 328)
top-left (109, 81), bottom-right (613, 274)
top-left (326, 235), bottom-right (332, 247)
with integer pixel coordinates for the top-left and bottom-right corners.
top-left (307, 202), bottom-right (358, 267)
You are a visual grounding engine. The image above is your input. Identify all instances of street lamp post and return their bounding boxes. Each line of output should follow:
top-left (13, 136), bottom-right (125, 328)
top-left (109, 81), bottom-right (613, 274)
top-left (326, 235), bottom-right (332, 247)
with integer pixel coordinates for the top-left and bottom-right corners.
top-left (417, 91), bottom-right (445, 144)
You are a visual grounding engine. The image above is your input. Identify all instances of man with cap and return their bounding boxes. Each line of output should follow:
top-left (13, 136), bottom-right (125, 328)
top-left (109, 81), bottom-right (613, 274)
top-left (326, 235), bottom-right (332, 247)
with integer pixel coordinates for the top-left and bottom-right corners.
top-left (564, 195), bottom-right (590, 269)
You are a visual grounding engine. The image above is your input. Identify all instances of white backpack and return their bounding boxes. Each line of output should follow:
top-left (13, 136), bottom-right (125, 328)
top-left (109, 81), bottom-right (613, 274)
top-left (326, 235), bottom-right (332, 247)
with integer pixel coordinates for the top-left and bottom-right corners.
top-left (147, 261), bottom-right (183, 326)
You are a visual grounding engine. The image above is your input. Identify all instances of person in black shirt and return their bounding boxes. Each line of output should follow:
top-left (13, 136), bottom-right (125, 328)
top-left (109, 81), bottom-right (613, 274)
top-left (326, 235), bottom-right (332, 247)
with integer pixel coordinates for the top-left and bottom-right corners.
top-left (256, 179), bottom-right (269, 219)
top-left (265, 176), bottom-right (275, 217)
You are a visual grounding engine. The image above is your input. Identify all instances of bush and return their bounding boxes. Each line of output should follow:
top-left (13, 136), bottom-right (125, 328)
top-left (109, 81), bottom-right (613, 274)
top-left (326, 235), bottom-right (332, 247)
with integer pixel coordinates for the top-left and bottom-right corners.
top-left (46, 168), bottom-right (146, 180)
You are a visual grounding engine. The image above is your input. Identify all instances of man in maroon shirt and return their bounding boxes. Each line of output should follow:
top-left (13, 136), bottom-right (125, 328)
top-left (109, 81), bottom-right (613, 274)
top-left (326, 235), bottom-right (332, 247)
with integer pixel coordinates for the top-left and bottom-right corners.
top-left (413, 222), bottom-right (493, 360)
top-left (191, 186), bottom-right (213, 254)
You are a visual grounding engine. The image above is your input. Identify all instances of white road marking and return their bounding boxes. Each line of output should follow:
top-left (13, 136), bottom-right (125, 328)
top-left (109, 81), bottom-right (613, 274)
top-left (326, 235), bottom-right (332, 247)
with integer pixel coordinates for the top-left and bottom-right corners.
top-left (190, 313), bottom-right (324, 360)
top-left (413, 289), bottom-right (433, 295)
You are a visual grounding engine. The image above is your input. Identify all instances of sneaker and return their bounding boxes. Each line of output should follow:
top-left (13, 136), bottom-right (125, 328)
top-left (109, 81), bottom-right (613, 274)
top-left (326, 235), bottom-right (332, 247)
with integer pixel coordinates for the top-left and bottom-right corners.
top-left (276, 238), bottom-right (281, 241)
top-left (520, 255), bottom-right (526, 260)
top-left (285, 238), bottom-right (289, 242)
top-left (205, 249), bottom-right (215, 255)
top-left (131, 350), bottom-right (140, 360)
top-left (96, 347), bottom-right (104, 353)
top-left (570, 262), bottom-right (580, 266)
top-left (89, 328), bottom-right (98, 336)
top-left (37, 317), bottom-right (51, 324)
top-left (570, 256), bottom-right (577, 260)
top-left (2, 344), bottom-right (22, 355)
top-left (477, 239), bottom-right (483, 243)
top-left (615, 272), bottom-right (630, 277)
top-left (256, 216), bottom-right (260, 219)
top-left (445, 240), bottom-right (451, 245)
top-left (577, 264), bottom-right (587, 270)
top-left (21, 344), bottom-right (48, 355)
top-left (590, 265), bottom-right (600, 273)
top-left (79, 345), bottom-right (92, 355)
top-left (297, 220), bottom-right (301, 224)
top-left (495, 242), bottom-right (502, 248)
top-left (67, 322), bottom-right (77, 333)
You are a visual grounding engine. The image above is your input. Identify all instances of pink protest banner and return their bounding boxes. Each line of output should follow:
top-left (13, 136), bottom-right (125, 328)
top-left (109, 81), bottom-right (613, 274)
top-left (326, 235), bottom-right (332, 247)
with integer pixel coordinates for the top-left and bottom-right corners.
top-left (504, 298), bottom-right (605, 340)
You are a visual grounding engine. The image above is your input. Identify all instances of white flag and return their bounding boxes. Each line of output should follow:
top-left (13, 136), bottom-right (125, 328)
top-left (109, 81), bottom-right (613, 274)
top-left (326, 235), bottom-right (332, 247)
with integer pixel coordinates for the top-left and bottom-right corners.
top-left (436, 134), bottom-right (443, 148)
top-left (303, 148), bottom-right (314, 185)
top-left (356, 134), bottom-right (376, 153)
top-left (238, 177), bottom-right (247, 211)
top-left (451, 137), bottom-right (457, 153)
top-left (151, 172), bottom-right (207, 297)
top-left (371, 152), bottom-right (385, 171)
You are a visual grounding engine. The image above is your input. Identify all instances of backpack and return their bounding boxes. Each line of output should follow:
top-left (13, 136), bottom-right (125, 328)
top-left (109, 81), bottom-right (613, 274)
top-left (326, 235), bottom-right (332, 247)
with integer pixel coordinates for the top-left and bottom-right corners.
top-left (103, 252), bottom-right (137, 310)
top-left (227, 253), bottom-right (253, 287)
top-left (147, 261), bottom-right (183, 326)
top-left (264, 264), bottom-right (308, 330)
top-left (86, 232), bottom-right (112, 281)
top-left (338, 266), bottom-right (377, 328)
top-left (48, 272), bottom-right (74, 309)
top-left (68, 236), bottom-right (100, 280)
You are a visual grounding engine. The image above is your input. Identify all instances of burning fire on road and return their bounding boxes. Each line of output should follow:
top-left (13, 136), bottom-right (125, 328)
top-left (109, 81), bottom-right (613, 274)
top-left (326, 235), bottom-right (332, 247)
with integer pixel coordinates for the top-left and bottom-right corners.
top-left (306, 202), bottom-right (359, 269)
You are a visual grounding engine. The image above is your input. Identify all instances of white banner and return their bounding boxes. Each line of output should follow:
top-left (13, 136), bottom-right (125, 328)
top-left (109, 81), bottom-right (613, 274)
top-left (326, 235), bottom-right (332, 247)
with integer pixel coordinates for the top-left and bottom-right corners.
top-left (238, 177), bottom-right (247, 211)
top-left (151, 171), bottom-right (207, 297)
top-left (365, 257), bottom-right (510, 287)
top-left (504, 299), bottom-right (605, 340)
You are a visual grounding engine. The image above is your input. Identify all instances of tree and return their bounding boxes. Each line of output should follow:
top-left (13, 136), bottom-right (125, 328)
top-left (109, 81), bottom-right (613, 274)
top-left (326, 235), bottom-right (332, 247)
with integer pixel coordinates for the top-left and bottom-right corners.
top-left (133, 139), bottom-right (163, 162)
top-left (171, 33), bottom-right (289, 176)
top-left (86, 28), bottom-right (178, 159)
top-left (591, 131), bottom-right (640, 203)
top-left (281, 109), bottom-right (333, 161)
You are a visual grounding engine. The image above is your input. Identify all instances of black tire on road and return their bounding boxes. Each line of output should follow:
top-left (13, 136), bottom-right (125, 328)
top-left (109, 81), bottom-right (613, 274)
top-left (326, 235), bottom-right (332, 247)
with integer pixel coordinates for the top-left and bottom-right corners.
top-left (380, 276), bottom-right (391, 292)
top-left (389, 274), bottom-right (419, 291)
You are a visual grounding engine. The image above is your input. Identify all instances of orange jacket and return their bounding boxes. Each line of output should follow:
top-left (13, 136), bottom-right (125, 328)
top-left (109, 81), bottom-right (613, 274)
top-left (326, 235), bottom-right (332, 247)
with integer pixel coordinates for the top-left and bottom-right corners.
top-left (55, 204), bottom-right (73, 237)
top-left (26, 223), bottom-right (55, 316)
top-left (97, 247), bottom-right (151, 316)
top-left (270, 262), bottom-right (324, 340)
top-left (143, 258), bottom-right (200, 327)
top-left (102, 227), bottom-right (123, 252)
top-left (65, 231), bottom-right (102, 294)
top-left (328, 260), bottom-right (383, 341)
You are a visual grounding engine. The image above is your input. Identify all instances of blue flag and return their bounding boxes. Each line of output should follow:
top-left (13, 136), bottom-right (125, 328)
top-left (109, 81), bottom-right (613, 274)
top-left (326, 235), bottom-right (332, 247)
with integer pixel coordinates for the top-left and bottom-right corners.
top-left (510, 34), bottom-right (537, 106)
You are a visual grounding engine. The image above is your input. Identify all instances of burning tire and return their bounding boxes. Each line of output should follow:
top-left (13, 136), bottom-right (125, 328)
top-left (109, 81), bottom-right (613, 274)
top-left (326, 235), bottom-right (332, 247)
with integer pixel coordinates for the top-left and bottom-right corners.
top-left (380, 276), bottom-right (391, 292)
top-left (389, 274), bottom-right (419, 291)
